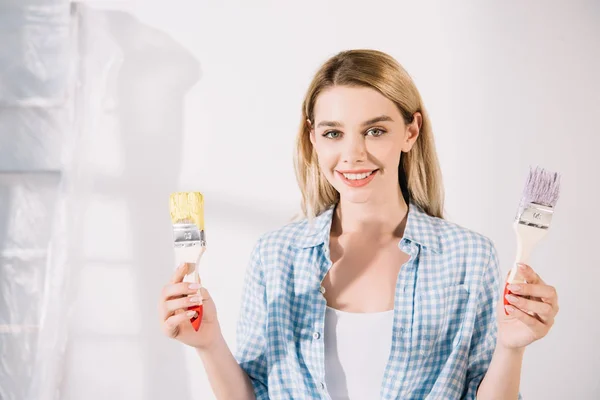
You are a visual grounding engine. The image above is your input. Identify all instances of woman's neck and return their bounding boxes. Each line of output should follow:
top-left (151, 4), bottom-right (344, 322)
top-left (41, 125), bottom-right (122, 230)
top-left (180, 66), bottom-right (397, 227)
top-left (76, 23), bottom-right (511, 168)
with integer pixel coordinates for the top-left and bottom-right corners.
top-left (332, 188), bottom-right (409, 240)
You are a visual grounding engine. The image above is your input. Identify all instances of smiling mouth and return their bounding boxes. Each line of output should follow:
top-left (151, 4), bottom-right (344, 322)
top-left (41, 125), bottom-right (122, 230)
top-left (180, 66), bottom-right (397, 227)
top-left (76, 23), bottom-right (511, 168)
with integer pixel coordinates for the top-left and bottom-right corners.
top-left (340, 170), bottom-right (375, 180)
top-left (336, 169), bottom-right (379, 187)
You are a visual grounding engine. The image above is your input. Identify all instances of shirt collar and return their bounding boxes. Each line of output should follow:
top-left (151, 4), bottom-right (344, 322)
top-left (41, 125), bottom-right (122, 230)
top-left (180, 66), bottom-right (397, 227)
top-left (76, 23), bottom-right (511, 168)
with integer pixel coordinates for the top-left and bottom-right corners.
top-left (292, 198), bottom-right (443, 254)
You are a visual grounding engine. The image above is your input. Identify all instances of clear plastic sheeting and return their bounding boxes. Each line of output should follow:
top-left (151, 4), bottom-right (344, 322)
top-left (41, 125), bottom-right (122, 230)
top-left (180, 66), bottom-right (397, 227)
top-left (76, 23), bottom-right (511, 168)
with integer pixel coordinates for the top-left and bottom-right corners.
top-left (0, 1), bottom-right (73, 107)
top-left (0, 107), bottom-right (67, 171)
top-left (0, 173), bottom-right (61, 400)
top-left (0, 1), bottom-right (76, 399)
top-left (2, 2), bottom-right (202, 398)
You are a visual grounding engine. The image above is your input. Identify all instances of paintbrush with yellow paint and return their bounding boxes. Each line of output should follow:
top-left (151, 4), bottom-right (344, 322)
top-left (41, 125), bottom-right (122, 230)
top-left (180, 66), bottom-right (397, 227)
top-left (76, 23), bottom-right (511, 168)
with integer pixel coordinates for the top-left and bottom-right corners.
top-left (169, 192), bottom-right (206, 331)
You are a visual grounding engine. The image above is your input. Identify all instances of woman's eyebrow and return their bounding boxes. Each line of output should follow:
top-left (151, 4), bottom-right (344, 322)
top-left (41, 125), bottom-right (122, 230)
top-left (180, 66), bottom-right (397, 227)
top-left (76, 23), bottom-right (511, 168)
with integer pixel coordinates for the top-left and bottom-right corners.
top-left (316, 115), bottom-right (394, 128)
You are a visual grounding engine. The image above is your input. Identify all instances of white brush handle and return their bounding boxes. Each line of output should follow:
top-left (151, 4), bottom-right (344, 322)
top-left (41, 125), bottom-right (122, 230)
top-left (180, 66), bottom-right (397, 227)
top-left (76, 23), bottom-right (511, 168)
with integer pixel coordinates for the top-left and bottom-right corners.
top-left (174, 246), bottom-right (206, 303)
top-left (193, 249), bottom-right (205, 305)
top-left (507, 221), bottom-right (548, 284)
top-left (174, 246), bottom-right (205, 266)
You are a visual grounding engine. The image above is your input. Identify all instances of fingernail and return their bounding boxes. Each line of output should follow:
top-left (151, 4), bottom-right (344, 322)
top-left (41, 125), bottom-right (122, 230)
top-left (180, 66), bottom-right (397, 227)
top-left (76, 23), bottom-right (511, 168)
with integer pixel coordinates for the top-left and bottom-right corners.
top-left (189, 296), bottom-right (201, 303)
top-left (507, 284), bottom-right (521, 292)
top-left (187, 310), bottom-right (197, 318)
top-left (506, 294), bottom-right (519, 304)
top-left (505, 305), bottom-right (515, 313)
top-left (189, 283), bottom-right (201, 290)
top-left (518, 264), bottom-right (527, 270)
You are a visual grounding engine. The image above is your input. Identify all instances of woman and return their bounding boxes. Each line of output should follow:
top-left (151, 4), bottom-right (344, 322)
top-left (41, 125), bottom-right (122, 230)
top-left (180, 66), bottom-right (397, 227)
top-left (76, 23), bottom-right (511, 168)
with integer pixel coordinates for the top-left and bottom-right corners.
top-left (159, 49), bottom-right (559, 399)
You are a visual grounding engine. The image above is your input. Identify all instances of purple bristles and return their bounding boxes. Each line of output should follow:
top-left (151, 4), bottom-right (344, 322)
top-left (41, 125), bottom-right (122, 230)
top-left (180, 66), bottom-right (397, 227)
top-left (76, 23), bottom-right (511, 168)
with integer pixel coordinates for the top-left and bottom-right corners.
top-left (518, 166), bottom-right (561, 214)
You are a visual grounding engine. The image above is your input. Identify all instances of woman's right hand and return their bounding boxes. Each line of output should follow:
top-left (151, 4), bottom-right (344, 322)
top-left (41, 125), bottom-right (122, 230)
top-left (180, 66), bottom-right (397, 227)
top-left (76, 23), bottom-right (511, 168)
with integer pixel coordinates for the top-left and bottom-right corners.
top-left (159, 263), bottom-right (221, 350)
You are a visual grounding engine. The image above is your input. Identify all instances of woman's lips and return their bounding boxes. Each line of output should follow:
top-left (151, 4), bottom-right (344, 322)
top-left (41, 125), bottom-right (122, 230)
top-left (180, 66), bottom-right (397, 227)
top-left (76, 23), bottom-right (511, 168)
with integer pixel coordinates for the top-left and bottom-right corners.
top-left (336, 169), bottom-right (378, 187)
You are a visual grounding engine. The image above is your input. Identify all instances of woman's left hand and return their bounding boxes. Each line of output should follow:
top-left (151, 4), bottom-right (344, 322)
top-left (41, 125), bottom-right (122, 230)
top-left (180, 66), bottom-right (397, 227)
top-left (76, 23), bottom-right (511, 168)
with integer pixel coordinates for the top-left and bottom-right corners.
top-left (497, 263), bottom-right (559, 350)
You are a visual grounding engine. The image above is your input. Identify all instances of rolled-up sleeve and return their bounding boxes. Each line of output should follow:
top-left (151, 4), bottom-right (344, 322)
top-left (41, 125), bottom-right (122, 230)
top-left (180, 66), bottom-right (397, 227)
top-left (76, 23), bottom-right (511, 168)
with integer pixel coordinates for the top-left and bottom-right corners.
top-left (463, 242), bottom-right (523, 399)
top-left (234, 237), bottom-right (269, 399)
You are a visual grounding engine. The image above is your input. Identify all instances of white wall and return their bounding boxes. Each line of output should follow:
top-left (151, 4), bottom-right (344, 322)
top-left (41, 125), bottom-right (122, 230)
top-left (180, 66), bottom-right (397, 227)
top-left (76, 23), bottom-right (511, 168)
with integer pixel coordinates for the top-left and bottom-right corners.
top-left (64, 1), bottom-right (600, 399)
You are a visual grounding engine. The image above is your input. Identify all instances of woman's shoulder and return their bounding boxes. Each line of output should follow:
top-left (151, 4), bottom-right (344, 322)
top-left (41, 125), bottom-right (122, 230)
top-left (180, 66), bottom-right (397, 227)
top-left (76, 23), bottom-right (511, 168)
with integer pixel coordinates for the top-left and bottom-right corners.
top-left (255, 211), bottom-right (328, 254)
top-left (408, 201), bottom-right (495, 256)
top-left (424, 215), bottom-right (500, 288)
top-left (430, 214), bottom-right (497, 257)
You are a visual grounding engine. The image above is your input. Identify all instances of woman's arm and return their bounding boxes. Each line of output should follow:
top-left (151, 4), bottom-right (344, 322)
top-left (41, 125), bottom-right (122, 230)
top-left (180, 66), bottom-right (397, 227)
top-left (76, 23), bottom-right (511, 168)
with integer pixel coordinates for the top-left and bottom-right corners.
top-left (463, 242), bottom-right (523, 400)
top-left (478, 262), bottom-right (560, 399)
top-left (231, 236), bottom-right (271, 398)
top-left (194, 237), bottom-right (269, 399)
top-left (197, 335), bottom-right (257, 400)
top-left (476, 344), bottom-right (524, 399)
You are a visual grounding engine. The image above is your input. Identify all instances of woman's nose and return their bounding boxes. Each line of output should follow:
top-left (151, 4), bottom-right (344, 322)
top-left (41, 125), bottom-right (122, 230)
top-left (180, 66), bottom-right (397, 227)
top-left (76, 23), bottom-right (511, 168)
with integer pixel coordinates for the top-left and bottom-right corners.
top-left (342, 135), bottom-right (367, 163)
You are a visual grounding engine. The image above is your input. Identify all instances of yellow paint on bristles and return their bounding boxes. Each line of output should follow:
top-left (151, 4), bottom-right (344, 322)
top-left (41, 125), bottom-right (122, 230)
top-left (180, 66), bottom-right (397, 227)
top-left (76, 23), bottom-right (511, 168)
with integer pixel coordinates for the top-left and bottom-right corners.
top-left (169, 192), bottom-right (204, 229)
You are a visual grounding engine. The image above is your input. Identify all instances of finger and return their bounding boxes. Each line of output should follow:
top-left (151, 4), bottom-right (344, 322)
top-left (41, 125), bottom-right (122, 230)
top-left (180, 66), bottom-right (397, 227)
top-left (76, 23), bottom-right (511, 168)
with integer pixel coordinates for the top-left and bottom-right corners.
top-left (163, 309), bottom-right (198, 338)
top-left (163, 294), bottom-right (203, 319)
top-left (506, 283), bottom-right (558, 304)
top-left (161, 281), bottom-right (202, 301)
top-left (504, 304), bottom-right (547, 333)
top-left (198, 287), bottom-right (211, 302)
top-left (170, 263), bottom-right (192, 284)
top-left (505, 294), bottom-right (555, 323)
top-left (517, 263), bottom-right (545, 285)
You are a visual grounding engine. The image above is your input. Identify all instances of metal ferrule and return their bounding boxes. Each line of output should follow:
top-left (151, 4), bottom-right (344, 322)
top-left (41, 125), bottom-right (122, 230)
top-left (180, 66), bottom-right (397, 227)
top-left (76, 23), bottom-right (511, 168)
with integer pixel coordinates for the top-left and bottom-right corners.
top-left (516, 203), bottom-right (554, 229)
top-left (172, 223), bottom-right (206, 248)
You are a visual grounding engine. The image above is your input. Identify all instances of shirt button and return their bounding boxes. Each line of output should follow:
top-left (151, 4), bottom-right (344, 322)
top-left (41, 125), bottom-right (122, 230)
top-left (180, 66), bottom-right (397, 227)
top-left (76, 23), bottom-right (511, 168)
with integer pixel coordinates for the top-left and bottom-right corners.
top-left (313, 332), bottom-right (321, 340)
top-left (319, 286), bottom-right (326, 294)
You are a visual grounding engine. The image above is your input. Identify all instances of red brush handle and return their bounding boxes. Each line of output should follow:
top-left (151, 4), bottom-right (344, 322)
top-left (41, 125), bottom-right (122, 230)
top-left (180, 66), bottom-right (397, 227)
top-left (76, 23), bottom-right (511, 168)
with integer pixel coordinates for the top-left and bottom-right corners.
top-left (187, 304), bottom-right (203, 331)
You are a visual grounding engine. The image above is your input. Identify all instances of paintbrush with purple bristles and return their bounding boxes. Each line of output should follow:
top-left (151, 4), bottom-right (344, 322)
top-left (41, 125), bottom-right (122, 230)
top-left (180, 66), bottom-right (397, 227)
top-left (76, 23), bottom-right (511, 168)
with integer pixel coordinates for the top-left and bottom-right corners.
top-left (503, 166), bottom-right (562, 314)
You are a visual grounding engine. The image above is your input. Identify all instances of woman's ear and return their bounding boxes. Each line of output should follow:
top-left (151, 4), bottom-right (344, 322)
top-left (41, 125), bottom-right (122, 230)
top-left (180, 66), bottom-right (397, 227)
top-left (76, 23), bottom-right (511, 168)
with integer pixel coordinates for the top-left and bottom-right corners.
top-left (402, 112), bottom-right (422, 152)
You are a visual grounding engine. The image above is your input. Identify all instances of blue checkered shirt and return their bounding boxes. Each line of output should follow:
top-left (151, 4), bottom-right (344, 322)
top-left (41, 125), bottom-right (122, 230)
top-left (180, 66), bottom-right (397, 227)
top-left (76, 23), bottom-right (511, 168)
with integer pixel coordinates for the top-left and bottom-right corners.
top-left (234, 200), bottom-right (520, 399)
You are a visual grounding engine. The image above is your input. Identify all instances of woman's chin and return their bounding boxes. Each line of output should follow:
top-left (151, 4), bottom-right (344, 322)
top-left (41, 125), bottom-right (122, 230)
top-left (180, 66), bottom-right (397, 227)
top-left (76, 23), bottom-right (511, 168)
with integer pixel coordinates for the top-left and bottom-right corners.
top-left (338, 189), bottom-right (373, 204)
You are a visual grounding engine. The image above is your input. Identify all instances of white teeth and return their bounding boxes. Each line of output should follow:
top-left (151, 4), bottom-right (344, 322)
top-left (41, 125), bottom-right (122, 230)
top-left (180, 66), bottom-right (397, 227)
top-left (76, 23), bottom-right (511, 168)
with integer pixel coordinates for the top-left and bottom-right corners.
top-left (342, 171), bottom-right (373, 180)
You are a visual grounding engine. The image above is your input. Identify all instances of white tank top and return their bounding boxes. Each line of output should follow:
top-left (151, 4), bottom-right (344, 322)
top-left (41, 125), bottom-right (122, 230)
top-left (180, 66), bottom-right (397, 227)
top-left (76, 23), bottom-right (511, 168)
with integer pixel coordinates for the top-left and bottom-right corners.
top-left (324, 305), bottom-right (395, 399)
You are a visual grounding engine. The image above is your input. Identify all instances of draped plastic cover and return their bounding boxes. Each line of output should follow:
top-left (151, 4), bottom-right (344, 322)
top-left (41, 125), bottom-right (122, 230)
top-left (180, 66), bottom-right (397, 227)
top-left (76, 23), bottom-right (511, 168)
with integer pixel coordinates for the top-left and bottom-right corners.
top-left (1, 2), bottom-right (204, 398)
top-left (0, 1), bottom-right (77, 399)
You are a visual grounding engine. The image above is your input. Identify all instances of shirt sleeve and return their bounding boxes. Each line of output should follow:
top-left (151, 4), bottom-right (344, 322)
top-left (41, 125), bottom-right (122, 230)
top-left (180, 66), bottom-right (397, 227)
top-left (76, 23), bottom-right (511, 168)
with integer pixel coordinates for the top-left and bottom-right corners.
top-left (463, 241), bottom-right (523, 400)
top-left (234, 236), bottom-right (270, 400)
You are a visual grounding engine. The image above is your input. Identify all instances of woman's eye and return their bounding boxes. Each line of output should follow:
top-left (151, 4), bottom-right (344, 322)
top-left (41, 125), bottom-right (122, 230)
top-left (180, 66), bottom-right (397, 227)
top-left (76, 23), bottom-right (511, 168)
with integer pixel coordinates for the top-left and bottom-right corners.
top-left (366, 128), bottom-right (385, 137)
top-left (323, 130), bottom-right (341, 139)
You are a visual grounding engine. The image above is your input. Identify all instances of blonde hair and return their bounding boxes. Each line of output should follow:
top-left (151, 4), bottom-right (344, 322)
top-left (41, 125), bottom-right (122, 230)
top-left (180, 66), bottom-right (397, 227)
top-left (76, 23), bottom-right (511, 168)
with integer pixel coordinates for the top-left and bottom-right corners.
top-left (293, 49), bottom-right (445, 220)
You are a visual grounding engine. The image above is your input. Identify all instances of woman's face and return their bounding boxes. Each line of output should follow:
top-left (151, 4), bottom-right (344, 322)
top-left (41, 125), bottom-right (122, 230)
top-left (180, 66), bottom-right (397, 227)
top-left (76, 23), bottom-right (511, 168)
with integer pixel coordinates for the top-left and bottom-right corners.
top-left (310, 85), bottom-right (421, 204)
